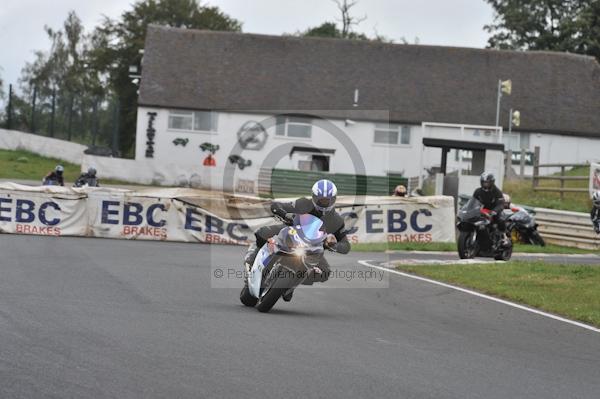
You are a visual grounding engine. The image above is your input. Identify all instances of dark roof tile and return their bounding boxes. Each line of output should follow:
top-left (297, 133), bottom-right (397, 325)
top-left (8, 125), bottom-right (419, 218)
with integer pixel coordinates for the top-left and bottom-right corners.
top-left (139, 25), bottom-right (600, 136)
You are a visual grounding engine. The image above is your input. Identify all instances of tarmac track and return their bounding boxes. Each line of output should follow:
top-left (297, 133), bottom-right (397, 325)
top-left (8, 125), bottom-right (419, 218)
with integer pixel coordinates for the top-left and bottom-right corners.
top-left (0, 234), bottom-right (599, 398)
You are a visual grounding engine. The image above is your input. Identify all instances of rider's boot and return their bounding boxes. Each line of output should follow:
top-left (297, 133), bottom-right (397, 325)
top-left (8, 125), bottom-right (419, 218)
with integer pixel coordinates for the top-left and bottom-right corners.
top-left (282, 289), bottom-right (294, 302)
top-left (244, 243), bottom-right (258, 266)
top-left (501, 232), bottom-right (511, 247)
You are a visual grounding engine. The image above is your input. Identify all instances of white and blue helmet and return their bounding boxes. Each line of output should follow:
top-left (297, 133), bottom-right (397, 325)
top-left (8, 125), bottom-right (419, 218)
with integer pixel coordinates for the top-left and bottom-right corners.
top-left (593, 191), bottom-right (600, 207)
top-left (311, 179), bottom-right (337, 213)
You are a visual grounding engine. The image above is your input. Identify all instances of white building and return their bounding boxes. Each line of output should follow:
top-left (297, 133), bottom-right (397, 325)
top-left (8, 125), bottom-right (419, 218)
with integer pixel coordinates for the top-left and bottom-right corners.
top-left (118, 25), bottom-right (600, 195)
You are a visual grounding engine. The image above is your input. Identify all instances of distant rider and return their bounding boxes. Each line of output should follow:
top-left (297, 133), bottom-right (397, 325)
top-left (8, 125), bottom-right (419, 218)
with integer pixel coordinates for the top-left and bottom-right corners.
top-left (472, 172), bottom-right (509, 245)
top-left (74, 167), bottom-right (100, 187)
top-left (591, 191), bottom-right (600, 234)
top-left (43, 165), bottom-right (65, 186)
top-left (393, 184), bottom-right (407, 197)
top-left (244, 179), bottom-right (351, 302)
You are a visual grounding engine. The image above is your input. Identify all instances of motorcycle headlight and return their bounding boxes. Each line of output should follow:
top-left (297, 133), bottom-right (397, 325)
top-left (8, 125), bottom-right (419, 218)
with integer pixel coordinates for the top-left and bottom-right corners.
top-left (293, 247), bottom-right (306, 257)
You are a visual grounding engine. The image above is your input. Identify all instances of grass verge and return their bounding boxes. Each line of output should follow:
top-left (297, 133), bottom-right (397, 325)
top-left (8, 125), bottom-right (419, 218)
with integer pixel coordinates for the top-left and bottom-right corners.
top-left (395, 261), bottom-right (600, 328)
top-left (0, 148), bottom-right (142, 187)
top-left (351, 241), bottom-right (596, 254)
top-left (0, 148), bottom-right (81, 182)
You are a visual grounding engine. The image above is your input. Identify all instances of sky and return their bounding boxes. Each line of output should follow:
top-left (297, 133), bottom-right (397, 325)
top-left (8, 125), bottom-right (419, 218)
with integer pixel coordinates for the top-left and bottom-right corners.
top-left (0, 0), bottom-right (495, 89)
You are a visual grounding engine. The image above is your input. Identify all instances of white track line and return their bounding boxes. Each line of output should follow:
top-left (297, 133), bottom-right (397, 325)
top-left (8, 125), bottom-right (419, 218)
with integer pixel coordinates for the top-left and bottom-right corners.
top-left (358, 260), bottom-right (600, 334)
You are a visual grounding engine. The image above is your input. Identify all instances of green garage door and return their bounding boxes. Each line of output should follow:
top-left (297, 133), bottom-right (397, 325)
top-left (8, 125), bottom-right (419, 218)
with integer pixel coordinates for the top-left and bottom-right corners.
top-left (269, 169), bottom-right (407, 198)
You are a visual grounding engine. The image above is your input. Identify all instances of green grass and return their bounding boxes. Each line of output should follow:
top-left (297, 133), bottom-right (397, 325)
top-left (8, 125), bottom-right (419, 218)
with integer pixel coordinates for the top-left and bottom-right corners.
top-left (396, 261), bottom-right (600, 327)
top-left (505, 166), bottom-right (591, 212)
top-left (0, 148), bottom-right (82, 182)
top-left (352, 242), bottom-right (456, 252)
top-left (0, 148), bottom-right (143, 186)
top-left (351, 241), bottom-right (595, 254)
top-left (512, 244), bottom-right (596, 254)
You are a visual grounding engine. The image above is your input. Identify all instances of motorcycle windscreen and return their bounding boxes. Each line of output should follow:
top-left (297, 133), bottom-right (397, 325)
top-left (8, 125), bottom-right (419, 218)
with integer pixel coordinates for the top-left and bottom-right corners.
top-left (511, 210), bottom-right (530, 222)
top-left (297, 214), bottom-right (325, 241)
top-left (462, 197), bottom-right (482, 211)
top-left (458, 197), bottom-right (483, 219)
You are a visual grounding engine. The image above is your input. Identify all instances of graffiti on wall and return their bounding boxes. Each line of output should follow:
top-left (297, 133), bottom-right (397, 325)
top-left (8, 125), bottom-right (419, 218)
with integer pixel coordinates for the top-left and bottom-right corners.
top-left (237, 121), bottom-right (268, 151)
top-left (200, 142), bottom-right (220, 167)
top-left (173, 138), bottom-right (189, 147)
top-left (145, 112), bottom-right (157, 158)
top-left (228, 155), bottom-right (252, 170)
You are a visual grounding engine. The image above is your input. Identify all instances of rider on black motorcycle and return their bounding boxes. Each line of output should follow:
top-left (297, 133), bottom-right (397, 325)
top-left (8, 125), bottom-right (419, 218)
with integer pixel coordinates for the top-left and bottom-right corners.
top-left (43, 165), bottom-right (65, 186)
top-left (473, 172), bottom-right (509, 245)
top-left (591, 191), bottom-right (600, 234)
top-left (244, 179), bottom-right (350, 301)
top-left (74, 167), bottom-right (100, 187)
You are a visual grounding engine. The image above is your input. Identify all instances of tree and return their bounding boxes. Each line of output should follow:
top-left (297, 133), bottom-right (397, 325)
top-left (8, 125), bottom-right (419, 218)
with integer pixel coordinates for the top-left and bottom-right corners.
top-left (0, 69), bottom-right (4, 124)
top-left (90, 0), bottom-right (242, 156)
top-left (300, 0), bottom-right (391, 42)
top-left (15, 11), bottom-right (101, 136)
top-left (485, 0), bottom-right (600, 62)
top-left (302, 21), bottom-right (368, 40)
top-left (333, 0), bottom-right (367, 38)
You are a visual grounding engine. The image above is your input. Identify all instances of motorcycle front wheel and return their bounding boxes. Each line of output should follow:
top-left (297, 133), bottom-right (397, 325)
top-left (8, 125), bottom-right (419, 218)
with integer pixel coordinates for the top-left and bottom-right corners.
top-left (457, 230), bottom-right (478, 259)
top-left (256, 286), bottom-right (285, 313)
top-left (530, 231), bottom-right (546, 247)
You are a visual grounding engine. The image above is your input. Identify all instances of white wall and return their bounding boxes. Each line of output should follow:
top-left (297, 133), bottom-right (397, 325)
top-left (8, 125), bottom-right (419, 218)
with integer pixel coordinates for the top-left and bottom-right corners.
top-left (0, 128), bottom-right (86, 165)
top-left (81, 154), bottom-right (227, 189)
top-left (135, 107), bottom-right (425, 187)
top-left (502, 132), bottom-right (600, 177)
top-left (130, 107), bottom-right (600, 190)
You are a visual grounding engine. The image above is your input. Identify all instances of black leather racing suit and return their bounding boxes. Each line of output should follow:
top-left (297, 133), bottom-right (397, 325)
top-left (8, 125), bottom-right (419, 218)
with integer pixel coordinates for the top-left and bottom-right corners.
top-left (473, 185), bottom-right (506, 232)
top-left (43, 171), bottom-right (64, 186)
top-left (252, 197), bottom-right (351, 282)
top-left (591, 207), bottom-right (600, 234)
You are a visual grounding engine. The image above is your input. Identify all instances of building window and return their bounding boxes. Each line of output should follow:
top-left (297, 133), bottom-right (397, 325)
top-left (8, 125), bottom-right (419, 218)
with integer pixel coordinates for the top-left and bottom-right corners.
top-left (374, 124), bottom-right (411, 145)
top-left (503, 132), bottom-right (529, 152)
top-left (275, 116), bottom-right (312, 139)
top-left (520, 132), bottom-right (530, 150)
top-left (168, 110), bottom-right (218, 132)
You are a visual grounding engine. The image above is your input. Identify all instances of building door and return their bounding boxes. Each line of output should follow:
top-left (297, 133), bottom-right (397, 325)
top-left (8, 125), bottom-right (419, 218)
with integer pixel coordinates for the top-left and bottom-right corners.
top-left (311, 155), bottom-right (330, 172)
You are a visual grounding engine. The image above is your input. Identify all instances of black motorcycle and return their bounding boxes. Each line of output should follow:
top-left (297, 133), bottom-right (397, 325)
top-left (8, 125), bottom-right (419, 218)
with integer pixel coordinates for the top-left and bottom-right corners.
top-left (456, 197), bottom-right (512, 261)
top-left (240, 213), bottom-right (330, 313)
top-left (506, 207), bottom-right (545, 246)
top-left (74, 176), bottom-right (100, 188)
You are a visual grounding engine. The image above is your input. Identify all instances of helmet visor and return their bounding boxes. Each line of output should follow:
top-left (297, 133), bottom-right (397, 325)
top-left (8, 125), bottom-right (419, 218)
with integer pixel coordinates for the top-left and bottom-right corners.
top-left (312, 195), bottom-right (336, 211)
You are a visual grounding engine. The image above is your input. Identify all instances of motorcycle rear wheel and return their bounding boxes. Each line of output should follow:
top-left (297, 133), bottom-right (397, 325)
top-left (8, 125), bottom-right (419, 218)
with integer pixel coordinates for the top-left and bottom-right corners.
top-left (240, 284), bottom-right (258, 307)
top-left (494, 244), bottom-right (513, 261)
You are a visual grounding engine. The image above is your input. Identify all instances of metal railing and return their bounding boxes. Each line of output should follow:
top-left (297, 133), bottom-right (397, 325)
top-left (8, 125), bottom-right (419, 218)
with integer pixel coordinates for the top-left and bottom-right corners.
top-left (534, 207), bottom-right (600, 250)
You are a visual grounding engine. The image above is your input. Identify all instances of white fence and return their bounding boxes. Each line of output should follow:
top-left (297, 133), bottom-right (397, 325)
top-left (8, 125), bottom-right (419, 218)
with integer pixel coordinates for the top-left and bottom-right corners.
top-left (0, 128), bottom-right (86, 164)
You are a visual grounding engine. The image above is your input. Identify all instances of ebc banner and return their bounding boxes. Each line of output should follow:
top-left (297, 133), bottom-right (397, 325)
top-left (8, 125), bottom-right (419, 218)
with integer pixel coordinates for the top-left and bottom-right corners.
top-left (0, 189), bottom-right (87, 236)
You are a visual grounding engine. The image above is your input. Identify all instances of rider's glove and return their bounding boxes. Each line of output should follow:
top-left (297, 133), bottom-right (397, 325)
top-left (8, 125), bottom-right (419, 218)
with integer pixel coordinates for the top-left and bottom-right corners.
top-left (284, 213), bottom-right (296, 223)
top-left (324, 234), bottom-right (337, 249)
